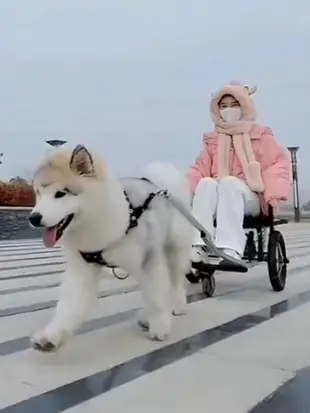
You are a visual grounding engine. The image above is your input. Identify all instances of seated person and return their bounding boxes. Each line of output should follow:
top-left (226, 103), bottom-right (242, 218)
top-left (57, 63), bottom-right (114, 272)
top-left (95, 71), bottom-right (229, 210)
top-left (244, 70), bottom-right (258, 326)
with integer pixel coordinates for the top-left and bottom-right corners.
top-left (187, 81), bottom-right (291, 263)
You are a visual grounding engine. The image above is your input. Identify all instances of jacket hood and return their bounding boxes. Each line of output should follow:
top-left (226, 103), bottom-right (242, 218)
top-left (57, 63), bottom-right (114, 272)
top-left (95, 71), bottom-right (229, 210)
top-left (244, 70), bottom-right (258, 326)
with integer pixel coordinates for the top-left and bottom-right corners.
top-left (210, 81), bottom-right (257, 126)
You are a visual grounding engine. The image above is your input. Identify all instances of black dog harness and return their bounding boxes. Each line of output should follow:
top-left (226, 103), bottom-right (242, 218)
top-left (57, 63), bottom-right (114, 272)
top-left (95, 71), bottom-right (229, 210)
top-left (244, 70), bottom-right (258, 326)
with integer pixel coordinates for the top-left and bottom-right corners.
top-left (79, 181), bottom-right (159, 267)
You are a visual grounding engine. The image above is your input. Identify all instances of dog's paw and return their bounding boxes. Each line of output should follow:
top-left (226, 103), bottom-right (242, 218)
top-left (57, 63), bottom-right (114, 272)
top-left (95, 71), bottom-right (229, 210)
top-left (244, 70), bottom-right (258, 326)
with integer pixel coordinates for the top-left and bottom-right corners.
top-left (148, 328), bottom-right (169, 342)
top-left (136, 310), bottom-right (149, 331)
top-left (148, 315), bottom-right (171, 341)
top-left (171, 289), bottom-right (187, 316)
top-left (31, 336), bottom-right (57, 353)
top-left (31, 328), bottom-right (67, 353)
top-left (137, 319), bottom-right (149, 331)
top-left (149, 331), bottom-right (169, 341)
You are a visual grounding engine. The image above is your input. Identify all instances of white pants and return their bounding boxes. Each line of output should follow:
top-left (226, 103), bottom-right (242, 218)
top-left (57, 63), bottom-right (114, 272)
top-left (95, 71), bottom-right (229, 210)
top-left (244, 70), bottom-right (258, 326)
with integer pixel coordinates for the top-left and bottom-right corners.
top-left (192, 176), bottom-right (261, 256)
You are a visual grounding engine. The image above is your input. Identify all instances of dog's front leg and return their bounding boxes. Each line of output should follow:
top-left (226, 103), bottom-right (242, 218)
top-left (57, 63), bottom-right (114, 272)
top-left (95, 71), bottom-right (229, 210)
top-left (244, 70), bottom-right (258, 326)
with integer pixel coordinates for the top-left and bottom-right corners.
top-left (31, 262), bottom-right (99, 352)
top-left (137, 255), bottom-right (172, 341)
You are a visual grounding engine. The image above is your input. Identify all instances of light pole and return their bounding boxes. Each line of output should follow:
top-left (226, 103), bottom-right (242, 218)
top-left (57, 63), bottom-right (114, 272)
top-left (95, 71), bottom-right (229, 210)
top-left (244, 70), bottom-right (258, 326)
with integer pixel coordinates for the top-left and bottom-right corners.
top-left (287, 146), bottom-right (300, 223)
top-left (46, 140), bottom-right (67, 148)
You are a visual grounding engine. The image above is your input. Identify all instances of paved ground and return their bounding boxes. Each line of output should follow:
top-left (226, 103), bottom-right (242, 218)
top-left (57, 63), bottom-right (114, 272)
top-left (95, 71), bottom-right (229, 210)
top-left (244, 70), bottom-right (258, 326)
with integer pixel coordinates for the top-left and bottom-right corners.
top-left (0, 223), bottom-right (309, 413)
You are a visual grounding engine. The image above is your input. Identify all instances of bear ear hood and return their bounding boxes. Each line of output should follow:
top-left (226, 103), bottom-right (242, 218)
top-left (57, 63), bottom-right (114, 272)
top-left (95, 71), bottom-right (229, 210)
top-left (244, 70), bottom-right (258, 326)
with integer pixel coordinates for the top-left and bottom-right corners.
top-left (210, 81), bottom-right (257, 126)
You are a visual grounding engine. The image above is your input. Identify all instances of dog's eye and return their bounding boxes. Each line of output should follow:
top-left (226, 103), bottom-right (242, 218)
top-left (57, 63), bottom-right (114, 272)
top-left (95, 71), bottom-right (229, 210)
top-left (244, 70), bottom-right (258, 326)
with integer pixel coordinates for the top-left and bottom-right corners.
top-left (54, 191), bottom-right (67, 199)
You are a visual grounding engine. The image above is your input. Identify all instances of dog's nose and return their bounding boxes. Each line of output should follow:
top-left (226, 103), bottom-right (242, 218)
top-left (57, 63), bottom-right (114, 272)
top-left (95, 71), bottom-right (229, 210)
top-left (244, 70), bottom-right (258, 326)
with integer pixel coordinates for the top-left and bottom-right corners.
top-left (29, 212), bottom-right (43, 228)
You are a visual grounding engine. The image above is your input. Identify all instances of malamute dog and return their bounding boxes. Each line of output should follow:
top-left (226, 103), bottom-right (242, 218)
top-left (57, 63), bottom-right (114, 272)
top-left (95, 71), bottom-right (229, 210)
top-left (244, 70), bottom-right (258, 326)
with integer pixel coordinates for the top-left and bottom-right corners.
top-left (29, 145), bottom-right (192, 351)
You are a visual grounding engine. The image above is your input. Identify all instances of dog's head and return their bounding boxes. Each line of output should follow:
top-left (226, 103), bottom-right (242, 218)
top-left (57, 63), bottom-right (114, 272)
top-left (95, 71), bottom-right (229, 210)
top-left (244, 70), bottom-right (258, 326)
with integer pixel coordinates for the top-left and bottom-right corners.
top-left (30, 144), bottom-right (105, 247)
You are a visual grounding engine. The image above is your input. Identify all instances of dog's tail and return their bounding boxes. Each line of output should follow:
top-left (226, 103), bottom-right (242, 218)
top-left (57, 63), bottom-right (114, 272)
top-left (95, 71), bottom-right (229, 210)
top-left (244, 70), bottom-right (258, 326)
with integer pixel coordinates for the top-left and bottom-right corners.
top-left (141, 162), bottom-right (191, 208)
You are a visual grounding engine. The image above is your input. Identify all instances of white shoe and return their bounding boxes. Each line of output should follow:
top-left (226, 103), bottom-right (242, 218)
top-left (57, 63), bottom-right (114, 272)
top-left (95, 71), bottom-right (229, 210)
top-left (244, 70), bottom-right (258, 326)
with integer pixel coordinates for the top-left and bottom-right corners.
top-left (222, 248), bottom-right (242, 261)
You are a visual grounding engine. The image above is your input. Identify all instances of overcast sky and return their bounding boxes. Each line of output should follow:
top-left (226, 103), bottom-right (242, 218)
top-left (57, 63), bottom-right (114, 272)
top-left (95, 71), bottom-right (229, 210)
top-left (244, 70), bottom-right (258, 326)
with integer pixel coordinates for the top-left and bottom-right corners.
top-left (0, 0), bottom-right (309, 190)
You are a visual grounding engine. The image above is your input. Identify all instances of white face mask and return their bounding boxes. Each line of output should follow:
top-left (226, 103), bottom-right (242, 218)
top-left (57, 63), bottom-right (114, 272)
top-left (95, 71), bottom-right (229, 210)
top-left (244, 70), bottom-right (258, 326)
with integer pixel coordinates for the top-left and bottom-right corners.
top-left (220, 107), bottom-right (242, 123)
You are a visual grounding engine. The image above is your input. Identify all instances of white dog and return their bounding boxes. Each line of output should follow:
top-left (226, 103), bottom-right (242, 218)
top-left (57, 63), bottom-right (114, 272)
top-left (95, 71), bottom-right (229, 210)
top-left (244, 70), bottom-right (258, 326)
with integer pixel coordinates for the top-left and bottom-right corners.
top-left (29, 145), bottom-right (192, 351)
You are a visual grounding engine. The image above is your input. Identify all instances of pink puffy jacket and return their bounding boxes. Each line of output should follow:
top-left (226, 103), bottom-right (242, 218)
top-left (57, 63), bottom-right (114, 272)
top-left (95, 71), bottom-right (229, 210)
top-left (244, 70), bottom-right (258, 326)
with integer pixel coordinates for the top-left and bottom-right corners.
top-left (187, 124), bottom-right (291, 213)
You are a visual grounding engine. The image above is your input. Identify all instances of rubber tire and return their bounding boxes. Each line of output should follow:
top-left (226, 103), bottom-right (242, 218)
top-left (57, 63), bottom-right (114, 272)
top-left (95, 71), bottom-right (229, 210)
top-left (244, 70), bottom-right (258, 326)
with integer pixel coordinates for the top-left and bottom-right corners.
top-left (185, 271), bottom-right (200, 284)
top-left (267, 230), bottom-right (287, 292)
top-left (201, 273), bottom-right (216, 297)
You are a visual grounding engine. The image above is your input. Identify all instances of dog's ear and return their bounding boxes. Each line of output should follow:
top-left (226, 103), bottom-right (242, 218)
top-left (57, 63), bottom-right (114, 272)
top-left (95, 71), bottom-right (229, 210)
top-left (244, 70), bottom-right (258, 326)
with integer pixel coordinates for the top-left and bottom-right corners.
top-left (70, 145), bottom-right (95, 176)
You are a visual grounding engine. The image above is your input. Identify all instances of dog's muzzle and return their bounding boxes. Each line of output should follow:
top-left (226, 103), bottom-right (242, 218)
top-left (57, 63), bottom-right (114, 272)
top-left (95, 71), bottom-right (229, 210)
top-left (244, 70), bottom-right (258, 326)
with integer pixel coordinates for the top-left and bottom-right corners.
top-left (29, 212), bottom-right (43, 228)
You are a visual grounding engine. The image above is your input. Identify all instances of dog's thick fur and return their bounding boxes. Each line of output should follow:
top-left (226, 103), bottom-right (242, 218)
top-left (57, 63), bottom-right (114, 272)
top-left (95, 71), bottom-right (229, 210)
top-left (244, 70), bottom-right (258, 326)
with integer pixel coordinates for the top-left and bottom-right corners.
top-left (30, 145), bottom-right (192, 351)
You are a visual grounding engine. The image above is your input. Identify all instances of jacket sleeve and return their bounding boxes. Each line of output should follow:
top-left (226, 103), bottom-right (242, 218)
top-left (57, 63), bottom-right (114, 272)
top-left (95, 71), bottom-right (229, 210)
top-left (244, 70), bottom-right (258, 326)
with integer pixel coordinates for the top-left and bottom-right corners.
top-left (260, 128), bottom-right (291, 206)
top-left (186, 143), bottom-right (212, 193)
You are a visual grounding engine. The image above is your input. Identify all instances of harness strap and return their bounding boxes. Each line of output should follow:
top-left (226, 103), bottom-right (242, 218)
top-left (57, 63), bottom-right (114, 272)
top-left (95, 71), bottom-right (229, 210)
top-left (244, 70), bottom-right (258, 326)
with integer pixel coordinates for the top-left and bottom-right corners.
top-left (79, 251), bottom-right (116, 268)
top-left (79, 186), bottom-right (158, 267)
top-left (125, 191), bottom-right (158, 233)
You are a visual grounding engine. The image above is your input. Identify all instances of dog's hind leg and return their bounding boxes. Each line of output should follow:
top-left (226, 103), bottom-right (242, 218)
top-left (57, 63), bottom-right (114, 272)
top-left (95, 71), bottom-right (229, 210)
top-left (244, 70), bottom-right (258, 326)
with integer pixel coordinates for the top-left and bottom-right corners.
top-left (166, 247), bottom-right (190, 316)
top-left (31, 263), bottom-right (99, 352)
top-left (137, 254), bottom-right (172, 341)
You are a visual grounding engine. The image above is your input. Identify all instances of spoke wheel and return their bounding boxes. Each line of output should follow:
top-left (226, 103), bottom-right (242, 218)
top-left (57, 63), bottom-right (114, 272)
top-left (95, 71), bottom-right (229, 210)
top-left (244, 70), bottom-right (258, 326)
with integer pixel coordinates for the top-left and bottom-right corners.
top-left (267, 230), bottom-right (287, 292)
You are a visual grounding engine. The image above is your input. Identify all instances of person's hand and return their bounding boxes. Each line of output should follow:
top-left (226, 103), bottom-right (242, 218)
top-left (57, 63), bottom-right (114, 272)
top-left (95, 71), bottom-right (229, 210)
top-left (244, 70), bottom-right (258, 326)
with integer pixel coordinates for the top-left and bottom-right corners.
top-left (268, 198), bottom-right (278, 207)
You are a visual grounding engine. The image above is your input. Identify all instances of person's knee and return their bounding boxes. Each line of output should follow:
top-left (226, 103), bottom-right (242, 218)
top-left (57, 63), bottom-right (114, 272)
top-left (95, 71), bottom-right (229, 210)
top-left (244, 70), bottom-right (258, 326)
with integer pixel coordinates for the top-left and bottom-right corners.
top-left (195, 177), bottom-right (218, 195)
top-left (218, 176), bottom-right (244, 193)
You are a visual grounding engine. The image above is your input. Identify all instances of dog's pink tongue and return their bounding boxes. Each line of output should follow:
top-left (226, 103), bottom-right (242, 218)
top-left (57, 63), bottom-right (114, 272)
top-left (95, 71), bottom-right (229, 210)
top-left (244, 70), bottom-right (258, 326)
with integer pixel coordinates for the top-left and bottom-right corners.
top-left (43, 228), bottom-right (57, 248)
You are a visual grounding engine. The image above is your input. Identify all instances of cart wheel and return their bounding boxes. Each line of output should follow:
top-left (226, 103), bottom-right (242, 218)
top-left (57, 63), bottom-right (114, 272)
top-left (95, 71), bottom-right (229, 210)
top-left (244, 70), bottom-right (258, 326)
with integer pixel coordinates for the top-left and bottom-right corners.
top-left (201, 272), bottom-right (216, 297)
top-left (267, 230), bottom-right (287, 292)
top-left (185, 270), bottom-right (200, 284)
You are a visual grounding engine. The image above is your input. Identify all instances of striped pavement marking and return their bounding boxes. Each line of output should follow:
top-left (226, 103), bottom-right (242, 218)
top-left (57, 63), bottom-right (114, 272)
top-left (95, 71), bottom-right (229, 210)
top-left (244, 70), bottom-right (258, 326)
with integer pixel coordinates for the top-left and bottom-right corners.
top-left (0, 223), bottom-right (309, 412)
